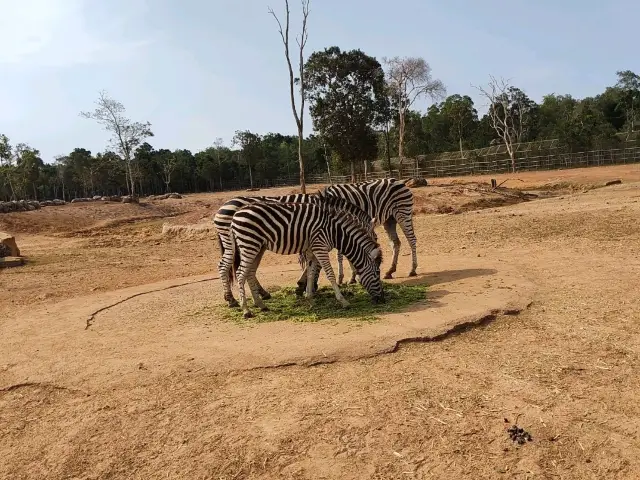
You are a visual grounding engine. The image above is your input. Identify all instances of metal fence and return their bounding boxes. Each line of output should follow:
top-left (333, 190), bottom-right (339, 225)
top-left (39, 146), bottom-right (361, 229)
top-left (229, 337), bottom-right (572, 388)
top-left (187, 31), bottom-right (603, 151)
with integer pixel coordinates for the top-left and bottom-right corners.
top-left (211, 145), bottom-right (640, 192)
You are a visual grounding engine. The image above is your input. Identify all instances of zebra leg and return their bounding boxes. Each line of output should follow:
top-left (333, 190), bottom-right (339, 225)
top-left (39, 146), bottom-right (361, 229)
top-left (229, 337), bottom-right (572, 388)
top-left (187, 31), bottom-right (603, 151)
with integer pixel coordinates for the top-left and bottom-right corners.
top-left (397, 214), bottom-right (418, 277)
top-left (236, 270), bottom-right (252, 319)
top-left (348, 258), bottom-right (358, 284)
top-left (247, 248), bottom-right (270, 311)
top-left (257, 282), bottom-right (272, 300)
top-left (304, 252), bottom-right (317, 299)
top-left (295, 252), bottom-right (309, 297)
top-left (337, 252), bottom-right (345, 284)
top-left (313, 250), bottom-right (350, 308)
top-left (382, 217), bottom-right (402, 279)
top-left (218, 244), bottom-right (239, 308)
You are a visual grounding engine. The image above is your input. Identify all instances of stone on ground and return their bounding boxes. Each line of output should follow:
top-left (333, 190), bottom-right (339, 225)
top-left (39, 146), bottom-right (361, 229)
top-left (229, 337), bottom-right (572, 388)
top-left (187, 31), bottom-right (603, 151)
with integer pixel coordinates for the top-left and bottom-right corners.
top-left (0, 231), bottom-right (20, 257)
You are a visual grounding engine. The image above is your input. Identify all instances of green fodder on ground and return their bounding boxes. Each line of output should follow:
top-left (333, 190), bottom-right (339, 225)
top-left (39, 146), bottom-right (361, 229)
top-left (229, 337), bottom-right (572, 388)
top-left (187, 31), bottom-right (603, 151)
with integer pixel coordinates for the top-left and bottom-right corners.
top-left (216, 282), bottom-right (428, 323)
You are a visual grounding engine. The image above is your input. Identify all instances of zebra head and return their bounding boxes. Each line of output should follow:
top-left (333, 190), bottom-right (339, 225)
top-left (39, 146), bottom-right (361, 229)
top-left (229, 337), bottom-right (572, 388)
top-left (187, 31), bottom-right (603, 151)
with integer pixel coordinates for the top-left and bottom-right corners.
top-left (357, 241), bottom-right (385, 304)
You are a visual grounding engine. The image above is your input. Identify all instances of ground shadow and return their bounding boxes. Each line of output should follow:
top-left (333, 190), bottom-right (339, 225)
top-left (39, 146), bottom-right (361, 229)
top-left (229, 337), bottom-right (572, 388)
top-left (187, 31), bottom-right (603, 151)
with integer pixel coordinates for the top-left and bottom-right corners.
top-left (397, 268), bottom-right (498, 287)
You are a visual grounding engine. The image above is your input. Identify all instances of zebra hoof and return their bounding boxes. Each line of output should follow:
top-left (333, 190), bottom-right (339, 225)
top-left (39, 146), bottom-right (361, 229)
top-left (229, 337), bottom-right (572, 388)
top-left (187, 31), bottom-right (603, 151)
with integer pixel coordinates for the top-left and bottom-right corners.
top-left (260, 306), bottom-right (270, 312)
top-left (348, 278), bottom-right (357, 284)
top-left (408, 271), bottom-right (417, 277)
top-left (228, 299), bottom-right (240, 308)
top-left (260, 291), bottom-right (272, 300)
top-left (243, 311), bottom-right (254, 319)
top-left (383, 273), bottom-right (394, 280)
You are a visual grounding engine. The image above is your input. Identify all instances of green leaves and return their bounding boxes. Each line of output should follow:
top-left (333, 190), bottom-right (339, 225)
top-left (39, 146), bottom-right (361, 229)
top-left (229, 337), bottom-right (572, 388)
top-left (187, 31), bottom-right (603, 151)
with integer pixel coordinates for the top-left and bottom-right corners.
top-left (304, 46), bottom-right (389, 180)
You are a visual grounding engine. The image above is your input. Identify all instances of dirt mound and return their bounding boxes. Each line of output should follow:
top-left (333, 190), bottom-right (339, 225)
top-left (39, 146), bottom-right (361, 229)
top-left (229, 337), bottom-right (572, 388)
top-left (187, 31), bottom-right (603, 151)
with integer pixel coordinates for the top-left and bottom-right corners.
top-left (0, 201), bottom-right (189, 236)
top-left (412, 181), bottom-right (541, 214)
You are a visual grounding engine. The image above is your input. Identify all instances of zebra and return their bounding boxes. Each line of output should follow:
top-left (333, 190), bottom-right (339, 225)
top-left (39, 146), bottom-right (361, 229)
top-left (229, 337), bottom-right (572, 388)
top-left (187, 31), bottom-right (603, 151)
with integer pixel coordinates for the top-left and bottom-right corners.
top-left (315, 178), bottom-right (418, 285)
top-left (229, 201), bottom-right (385, 318)
top-left (213, 191), bottom-right (377, 307)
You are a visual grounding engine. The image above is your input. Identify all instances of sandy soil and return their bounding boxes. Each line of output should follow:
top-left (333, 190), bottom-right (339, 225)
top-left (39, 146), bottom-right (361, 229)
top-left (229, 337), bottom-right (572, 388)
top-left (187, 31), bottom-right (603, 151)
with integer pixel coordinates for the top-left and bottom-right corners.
top-left (1, 164), bottom-right (640, 479)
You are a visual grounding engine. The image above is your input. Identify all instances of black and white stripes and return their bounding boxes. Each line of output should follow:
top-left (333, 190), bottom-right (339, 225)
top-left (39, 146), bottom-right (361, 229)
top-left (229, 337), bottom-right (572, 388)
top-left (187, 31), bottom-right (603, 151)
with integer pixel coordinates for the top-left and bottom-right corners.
top-left (321, 178), bottom-right (418, 281)
top-left (230, 201), bottom-right (384, 318)
top-left (213, 191), bottom-right (377, 307)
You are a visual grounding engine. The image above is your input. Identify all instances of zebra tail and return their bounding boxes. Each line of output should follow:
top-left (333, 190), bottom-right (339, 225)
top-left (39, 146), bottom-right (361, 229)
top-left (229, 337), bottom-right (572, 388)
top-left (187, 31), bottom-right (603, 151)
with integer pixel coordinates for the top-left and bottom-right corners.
top-left (230, 232), bottom-right (240, 285)
top-left (216, 232), bottom-right (225, 256)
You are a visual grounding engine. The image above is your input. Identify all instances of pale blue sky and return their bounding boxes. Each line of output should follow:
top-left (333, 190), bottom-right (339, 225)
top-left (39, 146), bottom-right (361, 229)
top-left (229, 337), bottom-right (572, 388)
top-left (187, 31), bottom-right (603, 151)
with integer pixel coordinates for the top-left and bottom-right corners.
top-left (0, 0), bottom-right (637, 162)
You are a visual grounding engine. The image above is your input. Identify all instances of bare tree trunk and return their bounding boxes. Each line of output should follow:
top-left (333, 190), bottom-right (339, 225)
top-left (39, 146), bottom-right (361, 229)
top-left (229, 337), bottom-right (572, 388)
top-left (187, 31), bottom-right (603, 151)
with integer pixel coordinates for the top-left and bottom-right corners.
top-left (384, 123), bottom-right (392, 175)
top-left (269, 0), bottom-right (310, 195)
top-left (323, 141), bottom-right (332, 184)
top-left (398, 113), bottom-right (405, 160)
top-left (459, 136), bottom-right (463, 156)
top-left (350, 160), bottom-right (355, 183)
top-left (297, 136), bottom-right (305, 193)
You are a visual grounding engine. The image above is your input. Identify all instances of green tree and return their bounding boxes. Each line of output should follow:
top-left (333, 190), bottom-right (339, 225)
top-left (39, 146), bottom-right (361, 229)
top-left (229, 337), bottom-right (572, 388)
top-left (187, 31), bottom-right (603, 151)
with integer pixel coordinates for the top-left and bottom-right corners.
top-left (439, 95), bottom-right (478, 155)
top-left (0, 134), bottom-right (17, 200)
top-left (615, 70), bottom-right (640, 137)
top-left (304, 46), bottom-right (389, 181)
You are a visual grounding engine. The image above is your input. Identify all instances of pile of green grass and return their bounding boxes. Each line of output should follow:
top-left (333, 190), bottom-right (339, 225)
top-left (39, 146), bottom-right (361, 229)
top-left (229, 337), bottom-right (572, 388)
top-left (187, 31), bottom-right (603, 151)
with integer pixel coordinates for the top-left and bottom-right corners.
top-left (217, 282), bottom-right (428, 323)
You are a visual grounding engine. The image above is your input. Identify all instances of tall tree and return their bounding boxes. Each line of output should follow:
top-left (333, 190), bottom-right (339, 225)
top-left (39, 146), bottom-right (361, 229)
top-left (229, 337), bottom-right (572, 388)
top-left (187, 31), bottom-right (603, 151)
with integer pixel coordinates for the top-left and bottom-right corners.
top-left (304, 46), bottom-right (389, 181)
top-left (474, 76), bottom-right (537, 172)
top-left (233, 130), bottom-right (262, 189)
top-left (0, 134), bottom-right (16, 200)
top-left (269, 0), bottom-right (310, 194)
top-left (615, 70), bottom-right (640, 138)
top-left (213, 137), bottom-right (226, 190)
top-left (80, 90), bottom-right (153, 198)
top-left (384, 56), bottom-right (446, 164)
top-left (439, 95), bottom-right (478, 155)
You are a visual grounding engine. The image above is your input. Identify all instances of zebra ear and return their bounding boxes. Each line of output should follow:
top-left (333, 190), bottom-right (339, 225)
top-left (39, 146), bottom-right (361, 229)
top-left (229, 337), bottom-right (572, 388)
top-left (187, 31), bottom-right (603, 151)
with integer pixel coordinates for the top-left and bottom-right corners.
top-left (370, 217), bottom-right (377, 229)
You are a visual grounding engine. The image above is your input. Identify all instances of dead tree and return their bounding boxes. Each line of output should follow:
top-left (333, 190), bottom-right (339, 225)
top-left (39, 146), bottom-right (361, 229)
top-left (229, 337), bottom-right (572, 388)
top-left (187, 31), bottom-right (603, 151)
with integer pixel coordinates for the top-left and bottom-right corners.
top-left (384, 56), bottom-right (445, 172)
top-left (80, 91), bottom-right (153, 198)
top-left (474, 76), bottom-right (534, 173)
top-left (269, 0), bottom-right (310, 194)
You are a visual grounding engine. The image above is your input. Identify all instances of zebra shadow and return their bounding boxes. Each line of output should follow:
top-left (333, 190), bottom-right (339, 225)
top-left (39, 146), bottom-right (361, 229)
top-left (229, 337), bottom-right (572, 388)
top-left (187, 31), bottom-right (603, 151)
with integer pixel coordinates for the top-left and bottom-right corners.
top-left (395, 268), bottom-right (498, 288)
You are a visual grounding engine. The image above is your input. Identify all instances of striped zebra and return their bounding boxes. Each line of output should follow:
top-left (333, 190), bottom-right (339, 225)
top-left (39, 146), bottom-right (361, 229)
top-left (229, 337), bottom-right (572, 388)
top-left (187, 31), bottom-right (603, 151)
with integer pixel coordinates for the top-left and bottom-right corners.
top-left (213, 191), bottom-right (377, 307)
top-left (319, 178), bottom-right (418, 284)
top-left (230, 201), bottom-right (384, 318)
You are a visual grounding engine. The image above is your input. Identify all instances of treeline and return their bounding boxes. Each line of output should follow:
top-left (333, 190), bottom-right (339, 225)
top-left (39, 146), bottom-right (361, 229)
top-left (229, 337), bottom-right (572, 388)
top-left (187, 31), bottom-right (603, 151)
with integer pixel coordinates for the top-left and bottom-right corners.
top-left (0, 51), bottom-right (638, 201)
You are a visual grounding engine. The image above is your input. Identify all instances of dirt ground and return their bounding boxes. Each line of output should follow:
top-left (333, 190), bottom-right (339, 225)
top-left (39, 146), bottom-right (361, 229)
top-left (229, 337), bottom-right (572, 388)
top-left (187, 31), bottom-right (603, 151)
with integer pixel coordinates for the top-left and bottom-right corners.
top-left (1, 164), bottom-right (640, 479)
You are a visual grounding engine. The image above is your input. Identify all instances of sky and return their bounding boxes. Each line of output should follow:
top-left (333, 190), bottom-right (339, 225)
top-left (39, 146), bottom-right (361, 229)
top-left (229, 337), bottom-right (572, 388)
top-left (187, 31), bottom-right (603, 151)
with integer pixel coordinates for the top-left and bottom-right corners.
top-left (0, 0), bottom-right (638, 163)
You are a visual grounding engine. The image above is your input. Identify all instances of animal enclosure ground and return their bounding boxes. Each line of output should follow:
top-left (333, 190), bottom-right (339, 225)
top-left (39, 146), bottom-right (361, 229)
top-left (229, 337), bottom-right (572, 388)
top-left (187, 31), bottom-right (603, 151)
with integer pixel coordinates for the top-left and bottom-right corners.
top-left (1, 163), bottom-right (640, 479)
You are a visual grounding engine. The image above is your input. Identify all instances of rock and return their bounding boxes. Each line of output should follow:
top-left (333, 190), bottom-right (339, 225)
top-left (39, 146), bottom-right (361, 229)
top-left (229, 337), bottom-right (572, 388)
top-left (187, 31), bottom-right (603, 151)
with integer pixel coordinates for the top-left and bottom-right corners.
top-left (93, 195), bottom-right (102, 200)
top-left (121, 195), bottom-right (134, 203)
top-left (605, 179), bottom-right (622, 186)
top-left (405, 177), bottom-right (428, 188)
top-left (168, 193), bottom-right (182, 199)
top-left (0, 256), bottom-right (24, 268)
top-left (0, 232), bottom-right (21, 257)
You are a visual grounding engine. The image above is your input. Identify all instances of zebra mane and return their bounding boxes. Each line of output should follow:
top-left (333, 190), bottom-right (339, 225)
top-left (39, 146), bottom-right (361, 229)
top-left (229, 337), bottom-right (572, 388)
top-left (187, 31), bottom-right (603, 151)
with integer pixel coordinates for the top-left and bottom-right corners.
top-left (316, 188), bottom-right (373, 227)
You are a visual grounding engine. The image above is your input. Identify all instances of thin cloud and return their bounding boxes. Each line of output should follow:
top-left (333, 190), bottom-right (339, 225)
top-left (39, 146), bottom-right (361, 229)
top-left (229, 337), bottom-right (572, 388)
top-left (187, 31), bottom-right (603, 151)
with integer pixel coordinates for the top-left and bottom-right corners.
top-left (0, 0), bottom-right (154, 67)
